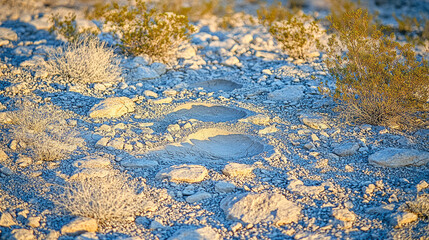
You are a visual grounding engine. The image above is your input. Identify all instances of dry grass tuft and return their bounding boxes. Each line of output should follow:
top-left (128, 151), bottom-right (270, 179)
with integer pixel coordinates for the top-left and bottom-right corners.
top-left (9, 100), bottom-right (82, 161)
top-left (406, 194), bottom-right (429, 219)
top-left (54, 172), bottom-right (146, 225)
top-left (43, 36), bottom-right (121, 84)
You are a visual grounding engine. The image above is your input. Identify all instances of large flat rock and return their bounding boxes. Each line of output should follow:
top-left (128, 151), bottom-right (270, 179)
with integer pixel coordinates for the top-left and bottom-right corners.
top-left (369, 148), bottom-right (429, 167)
top-left (89, 97), bottom-right (135, 118)
top-left (268, 85), bottom-right (305, 102)
top-left (220, 192), bottom-right (301, 225)
top-left (156, 164), bottom-right (208, 183)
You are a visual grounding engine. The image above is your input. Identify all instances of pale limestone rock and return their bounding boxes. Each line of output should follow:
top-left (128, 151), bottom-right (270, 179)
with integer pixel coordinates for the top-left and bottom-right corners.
top-left (70, 168), bottom-right (114, 181)
top-left (27, 216), bottom-right (41, 228)
top-left (299, 113), bottom-right (330, 130)
top-left (222, 163), bottom-right (254, 177)
top-left (416, 180), bottom-right (429, 192)
top-left (389, 212), bottom-right (418, 228)
top-left (287, 179), bottom-right (324, 196)
top-left (121, 158), bottom-right (159, 168)
top-left (129, 66), bottom-right (159, 80)
top-left (247, 114), bottom-right (270, 126)
top-left (156, 165), bottom-right (208, 183)
top-left (215, 181), bottom-right (236, 193)
top-left (220, 192), bottom-right (301, 225)
top-left (169, 227), bottom-right (220, 240)
top-left (6, 229), bottom-right (36, 240)
top-left (332, 208), bottom-right (356, 222)
top-left (0, 27), bottom-right (18, 41)
top-left (152, 97), bottom-right (173, 104)
top-left (0, 149), bottom-right (9, 162)
top-left (369, 148), bottom-right (429, 167)
top-left (144, 90), bottom-right (158, 98)
top-left (89, 97), bottom-right (135, 118)
top-left (268, 85), bottom-right (305, 102)
top-left (333, 142), bottom-right (360, 157)
top-left (0, 212), bottom-right (17, 227)
top-left (73, 155), bottom-right (111, 169)
top-left (186, 192), bottom-right (212, 203)
top-left (61, 217), bottom-right (98, 235)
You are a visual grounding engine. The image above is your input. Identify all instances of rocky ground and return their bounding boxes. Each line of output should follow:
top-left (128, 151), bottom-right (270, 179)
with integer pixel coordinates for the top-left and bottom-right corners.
top-left (0, 0), bottom-right (428, 239)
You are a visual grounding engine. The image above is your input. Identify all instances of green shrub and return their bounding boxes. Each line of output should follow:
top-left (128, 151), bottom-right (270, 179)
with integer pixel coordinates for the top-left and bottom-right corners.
top-left (9, 100), bottom-right (82, 161)
top-left (49, 13), bottom-right (99, 43)
top-left (324, 8), bottom-right (429, 128)
top-left (155, 0), bottom-right (223, 22)
top-left (257, 1), bottom-right (295, 27)
top-left (92, 0), bottom-right (196, 64)
top-left (55, 172), bottom-right (146, 225)
top-left (43, 36), bottom-right (122, 84)
top-left (393, 14), bottom-right (429, 46)
top-left (268, 13), bottom-right (322, 59)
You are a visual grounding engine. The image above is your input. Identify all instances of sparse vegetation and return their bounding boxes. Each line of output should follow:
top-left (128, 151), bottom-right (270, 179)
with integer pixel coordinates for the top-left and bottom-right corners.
top-left (9, 100), bottom-right (82, 161)
top-left (393, 13), bottom-right (429, 46)
top-left (155, 0), bottom-right (224, 22)
top-left (55, 172), bottom-right (147, 225)
top-left (91, 0), bottom-right (196, 63)
top-left (257, 1), bottom-right (322, 59)
top-left (257, 1), bottom-right (295, 27)
top-left (269, 13), bottom-right (322, 59)
top-left (43, 36), bottom-right (122, 84)
top-left (324, 8), bottom-right (429, 128)
top-left (406, 194), bottom-right (429, 219)
top-left (50, 13), bottom-right (99, 43)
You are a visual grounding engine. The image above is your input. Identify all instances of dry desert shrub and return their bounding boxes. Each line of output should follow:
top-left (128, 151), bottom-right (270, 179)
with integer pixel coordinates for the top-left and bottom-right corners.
top-left (49, 12), bottom-right (100, 43)
top-left (43, 36), bottom-right (122, 84)
top-left (55, 172), bottom-right (146, 225)
top-left (406, 194), bottom-right (429, 219)
top-left (154, 0), bottom-right (225, 22)
top-left (9, 100), bottom-right (82, 161)
top-left (324, 8), bottom-right (429, 128)
top-left (257, 1), bottom-right (322, 59)
top-left (269, 13), bottom-right (323, 59)
top-left (91, 0), bottom-right (196, 64)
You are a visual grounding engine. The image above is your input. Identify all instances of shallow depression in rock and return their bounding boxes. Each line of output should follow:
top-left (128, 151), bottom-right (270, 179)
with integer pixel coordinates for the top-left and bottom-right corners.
top-left (148, 128), bottom-right (265, 161)
top-left (193, 79), bottom-right (243, 92)
top-left (168, 103), bottom-right (247, 122)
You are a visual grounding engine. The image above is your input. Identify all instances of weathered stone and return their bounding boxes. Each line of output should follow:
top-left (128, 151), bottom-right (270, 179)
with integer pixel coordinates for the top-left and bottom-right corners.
top-left (299, 113), bottom-right (330, 130)
top-left (129, 66), bottom-right (159, 80)
top-left (0, 149), bottom-right (9, 162)
top-left (0, 27), bottom-right (18, 41)
top-left (156, 165), bottom-right (208, 183)
top-left (0, 212), bottom-right (17, 227)
top-left (365, 204), bottom-right (395, 215)
top-left (369, 148), bottom-right (429, 167)
top-left (186, 192), bottom-right (212, 203)
top-left (416, 180), bottom-right (429, 192)
top-left (169, 227), bottom-right (220, 240)
top-left (0, 166), bottom-right (13, 176)
top-left (247, 114), bottom-right (270, 126)
top-left (6, 229), bottom-right (36, 240)
top-left (27, 216), bottom-right (41, 228)
top-left (152, 97), bottom-right (173, 104)
top-left (222, 163), bottom-right (254, 177)
top-left (89, 97), bottom-right (135, 118)
top-left (61, 217), bottom-right (98, 235)
top-left (70, 168), bottom-right (114, 181)
top-left (332, 208), bottom-right (356, 222)
top-left (389, 211), bottom-right (418, 228)
top-left (73, 155), bottom-right (111, 169)
top-left (143, 90), bottom-right (158, 98)
top-left (333, 142), bottom-right (360, 157)
top-left (220, 192), bottom-right (301, 225)
top-left (215, 181), bottom-right (236, 193)
top-left (268, 85), bottom-right (305, 102)
top-left (121, 158), bottom-right (159, 168)
top-left (287, 179), bottom-right (324, 195)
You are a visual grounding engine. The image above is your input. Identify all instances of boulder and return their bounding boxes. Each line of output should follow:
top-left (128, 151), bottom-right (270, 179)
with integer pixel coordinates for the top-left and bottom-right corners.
top-left (369, 148), bottom-right (429, 167)
top-left (89, 97), bottom-right (135, 118)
